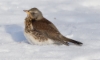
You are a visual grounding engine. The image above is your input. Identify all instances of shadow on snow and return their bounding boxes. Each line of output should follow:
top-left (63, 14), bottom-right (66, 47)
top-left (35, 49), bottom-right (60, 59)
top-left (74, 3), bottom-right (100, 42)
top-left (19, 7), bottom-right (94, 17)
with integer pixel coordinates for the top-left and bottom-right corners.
top-left (4, 24), bottom-right (28, 43)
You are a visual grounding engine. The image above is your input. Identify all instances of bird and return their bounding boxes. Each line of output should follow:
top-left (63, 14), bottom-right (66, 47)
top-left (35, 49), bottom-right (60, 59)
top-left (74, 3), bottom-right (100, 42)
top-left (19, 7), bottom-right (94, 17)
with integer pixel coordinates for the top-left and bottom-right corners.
top-left (23, 8), bottom-right (83, 46)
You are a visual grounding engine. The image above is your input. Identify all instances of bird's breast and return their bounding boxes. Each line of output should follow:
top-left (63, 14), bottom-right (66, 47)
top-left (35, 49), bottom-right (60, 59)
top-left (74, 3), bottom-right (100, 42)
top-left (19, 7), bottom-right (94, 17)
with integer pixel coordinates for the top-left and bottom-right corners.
top-left (24, 31), bottom-right (54, 45)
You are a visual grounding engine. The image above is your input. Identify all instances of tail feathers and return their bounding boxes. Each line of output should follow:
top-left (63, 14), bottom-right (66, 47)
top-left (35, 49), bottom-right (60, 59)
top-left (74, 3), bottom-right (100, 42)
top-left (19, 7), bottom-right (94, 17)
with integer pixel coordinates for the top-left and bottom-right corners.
top-left (62, 36), bottom-right (83, 46)
top-left (68, 39), bottom-right (83, 46)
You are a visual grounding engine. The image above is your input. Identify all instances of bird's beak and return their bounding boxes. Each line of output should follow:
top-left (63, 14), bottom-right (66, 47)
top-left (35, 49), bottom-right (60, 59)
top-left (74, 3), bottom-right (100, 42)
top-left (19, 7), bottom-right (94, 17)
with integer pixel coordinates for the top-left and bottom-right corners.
top-left (23, 10), bottom-right (30, 15)
top-left (23, 10), bottom-right (29, 12)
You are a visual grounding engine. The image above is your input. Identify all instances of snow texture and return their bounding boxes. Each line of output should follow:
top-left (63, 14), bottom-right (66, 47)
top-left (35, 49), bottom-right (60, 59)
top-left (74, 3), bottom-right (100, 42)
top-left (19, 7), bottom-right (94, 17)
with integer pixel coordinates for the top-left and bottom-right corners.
top-left (0, 0), bottom-right (100, 60)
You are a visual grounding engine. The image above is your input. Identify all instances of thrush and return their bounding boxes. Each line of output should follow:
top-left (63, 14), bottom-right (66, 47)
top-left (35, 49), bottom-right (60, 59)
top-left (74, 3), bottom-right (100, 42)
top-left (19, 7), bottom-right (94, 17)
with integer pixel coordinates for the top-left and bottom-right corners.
top-left (24, 8), bottom-right (83, 46)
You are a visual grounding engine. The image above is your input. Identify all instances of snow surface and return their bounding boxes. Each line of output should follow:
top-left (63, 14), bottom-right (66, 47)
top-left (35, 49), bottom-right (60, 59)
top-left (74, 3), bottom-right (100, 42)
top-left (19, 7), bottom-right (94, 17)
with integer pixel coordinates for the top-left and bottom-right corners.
top-left (0, 0), bottom-right (100, 60)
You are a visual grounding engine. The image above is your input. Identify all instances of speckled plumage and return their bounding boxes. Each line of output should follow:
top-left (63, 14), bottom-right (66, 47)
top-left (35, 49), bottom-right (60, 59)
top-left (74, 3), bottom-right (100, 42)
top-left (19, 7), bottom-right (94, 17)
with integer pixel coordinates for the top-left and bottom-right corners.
top-left (24, 8), bottom-right (83, 45)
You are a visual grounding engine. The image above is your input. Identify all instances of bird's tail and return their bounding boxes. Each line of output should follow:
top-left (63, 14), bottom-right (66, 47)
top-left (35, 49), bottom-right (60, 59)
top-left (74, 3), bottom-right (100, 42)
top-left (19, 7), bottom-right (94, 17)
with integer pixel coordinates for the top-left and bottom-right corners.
top-left (62, 36), bottom-right (83, 46)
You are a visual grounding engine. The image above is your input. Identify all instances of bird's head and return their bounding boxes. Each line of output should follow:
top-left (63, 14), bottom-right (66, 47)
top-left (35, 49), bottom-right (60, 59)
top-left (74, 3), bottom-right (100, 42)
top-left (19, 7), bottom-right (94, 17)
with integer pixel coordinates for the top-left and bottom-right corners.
top-left (23, 8), bottom-right (43, 20)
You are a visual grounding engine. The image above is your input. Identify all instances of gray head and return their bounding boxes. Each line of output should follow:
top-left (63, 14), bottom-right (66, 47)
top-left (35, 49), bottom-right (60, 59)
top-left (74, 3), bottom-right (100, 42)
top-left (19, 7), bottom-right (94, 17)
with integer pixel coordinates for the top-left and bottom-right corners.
top-left (24, 8), bottom-right (43, 20)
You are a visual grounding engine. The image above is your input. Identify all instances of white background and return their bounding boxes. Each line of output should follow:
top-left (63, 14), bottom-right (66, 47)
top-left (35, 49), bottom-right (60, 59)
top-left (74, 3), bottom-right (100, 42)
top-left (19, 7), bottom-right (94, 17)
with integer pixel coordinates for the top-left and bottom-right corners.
top-left (0, 0), bottom-right (100, 60)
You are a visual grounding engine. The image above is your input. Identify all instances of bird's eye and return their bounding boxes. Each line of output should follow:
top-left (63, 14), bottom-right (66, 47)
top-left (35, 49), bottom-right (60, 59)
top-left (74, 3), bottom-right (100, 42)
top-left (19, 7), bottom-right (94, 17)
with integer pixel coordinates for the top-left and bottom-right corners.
top-left (29, 12), bottom-right (35, 15)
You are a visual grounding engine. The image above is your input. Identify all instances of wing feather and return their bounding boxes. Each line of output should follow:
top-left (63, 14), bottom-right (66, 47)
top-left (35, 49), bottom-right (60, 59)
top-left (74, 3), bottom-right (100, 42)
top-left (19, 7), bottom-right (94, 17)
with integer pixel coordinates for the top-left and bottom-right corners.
top-left (32, 18), bottom-right (61, 40)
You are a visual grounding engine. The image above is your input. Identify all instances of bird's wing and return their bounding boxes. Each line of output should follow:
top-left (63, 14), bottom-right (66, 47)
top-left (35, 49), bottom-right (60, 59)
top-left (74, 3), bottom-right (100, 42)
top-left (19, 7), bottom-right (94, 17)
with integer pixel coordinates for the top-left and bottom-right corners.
top-left (32, 19), bottom-right (62, 41)
top-left (48, 23), bottom-right (60, 33)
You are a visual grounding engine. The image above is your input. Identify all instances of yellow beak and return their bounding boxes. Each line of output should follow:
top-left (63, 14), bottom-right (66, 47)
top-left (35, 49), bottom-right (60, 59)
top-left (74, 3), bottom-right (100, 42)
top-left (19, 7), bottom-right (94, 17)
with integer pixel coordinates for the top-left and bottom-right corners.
top-left (23, 10), bottom-right (30, 14)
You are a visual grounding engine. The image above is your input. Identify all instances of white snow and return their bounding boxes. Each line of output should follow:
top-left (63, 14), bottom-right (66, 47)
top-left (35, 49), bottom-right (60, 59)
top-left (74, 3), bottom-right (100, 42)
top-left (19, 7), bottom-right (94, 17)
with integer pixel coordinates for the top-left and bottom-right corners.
top-left (0, 0), bottom-right (100, 60)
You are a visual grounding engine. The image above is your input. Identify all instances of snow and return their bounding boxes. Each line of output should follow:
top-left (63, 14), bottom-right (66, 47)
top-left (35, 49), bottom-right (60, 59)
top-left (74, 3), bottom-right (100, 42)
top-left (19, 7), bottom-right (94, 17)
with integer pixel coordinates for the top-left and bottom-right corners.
top-left (0, 0), bottom-right (100, 60)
